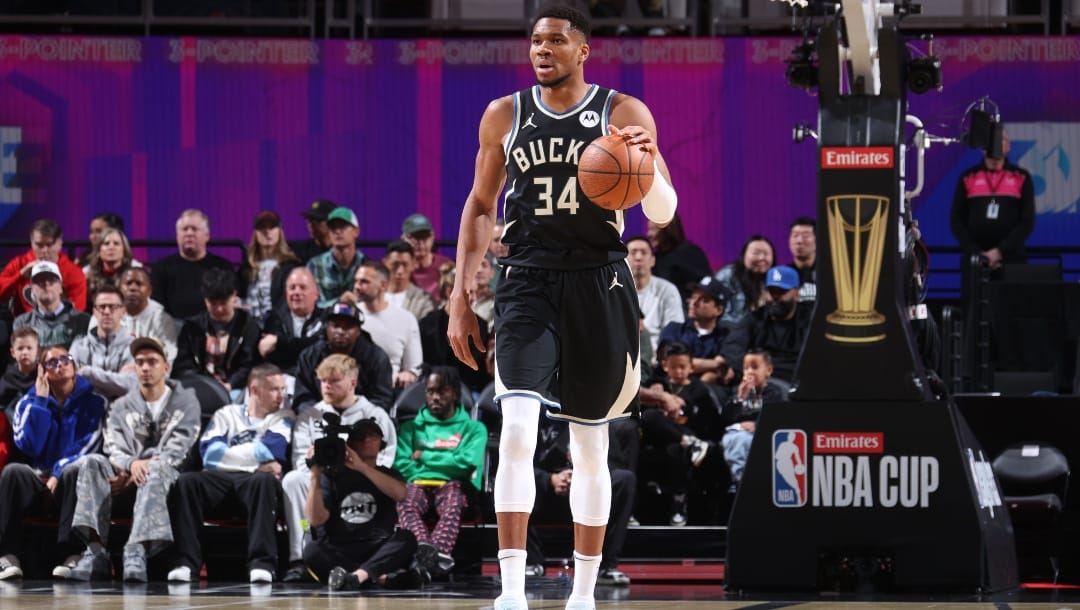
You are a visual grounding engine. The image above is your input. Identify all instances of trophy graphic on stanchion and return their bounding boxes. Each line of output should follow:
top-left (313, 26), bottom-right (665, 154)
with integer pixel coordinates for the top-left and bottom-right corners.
top-left (825, 194), bottom-right (889, 343)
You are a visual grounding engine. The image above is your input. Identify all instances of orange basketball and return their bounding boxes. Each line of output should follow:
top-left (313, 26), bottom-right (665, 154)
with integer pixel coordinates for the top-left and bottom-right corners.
top-left (577, 134), bottom-right (655, 211)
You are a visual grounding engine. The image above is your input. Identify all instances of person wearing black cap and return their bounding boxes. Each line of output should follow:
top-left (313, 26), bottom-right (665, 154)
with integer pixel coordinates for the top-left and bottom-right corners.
top-left (291, 300), bottom-right (393, 413)
top-left (291, 199), bottom-right (338, 264)
top-left (657, 277), bottom-right (748, 386)
top-left (239, 210), bottom-right (301, 324)
top-left (303, 417), bottom-right (420, 590)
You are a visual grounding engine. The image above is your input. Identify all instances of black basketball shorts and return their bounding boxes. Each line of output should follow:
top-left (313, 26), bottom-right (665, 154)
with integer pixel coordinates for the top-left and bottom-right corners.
top-left (493, 259), bottom-right (641, 424)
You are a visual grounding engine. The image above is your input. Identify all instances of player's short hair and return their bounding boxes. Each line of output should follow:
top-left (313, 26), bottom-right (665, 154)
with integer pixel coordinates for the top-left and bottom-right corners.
top-left (532, 3), bottom-right (591, 42)
top-left (316, 353), bottom-right (359, 380)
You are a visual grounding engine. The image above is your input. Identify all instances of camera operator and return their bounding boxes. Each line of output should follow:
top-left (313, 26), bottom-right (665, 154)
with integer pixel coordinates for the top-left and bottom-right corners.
top-left (304, 419), bottom-right (419, 590)
top-left (281, 353), bottom-right (397, 582)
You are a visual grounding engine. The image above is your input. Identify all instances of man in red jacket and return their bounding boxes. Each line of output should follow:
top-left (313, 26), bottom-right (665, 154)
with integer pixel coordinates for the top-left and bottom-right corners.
top-left (0, 219), bottom-right (87, 315)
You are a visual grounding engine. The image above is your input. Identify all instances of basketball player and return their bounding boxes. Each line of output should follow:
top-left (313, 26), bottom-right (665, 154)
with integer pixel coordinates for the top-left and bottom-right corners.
top-left (447, 6), bottom-right (677, 609)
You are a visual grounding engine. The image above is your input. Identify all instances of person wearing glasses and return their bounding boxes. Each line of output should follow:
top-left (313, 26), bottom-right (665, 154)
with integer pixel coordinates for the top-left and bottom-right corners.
top-left (0, 345), bottom-right (107, 580)
top-left (70, 285), bottom-right (135, 400)
top-left (12, 261), bottom-right (91, 350)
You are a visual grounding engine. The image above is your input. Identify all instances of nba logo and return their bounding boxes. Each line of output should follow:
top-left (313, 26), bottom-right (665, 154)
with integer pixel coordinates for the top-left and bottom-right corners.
top-left (772, 429), bottom-right (807, 507)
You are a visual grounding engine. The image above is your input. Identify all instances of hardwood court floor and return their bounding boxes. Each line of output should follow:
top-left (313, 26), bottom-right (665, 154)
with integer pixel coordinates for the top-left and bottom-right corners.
top-left (4, 581), bottom-right (1080, 610)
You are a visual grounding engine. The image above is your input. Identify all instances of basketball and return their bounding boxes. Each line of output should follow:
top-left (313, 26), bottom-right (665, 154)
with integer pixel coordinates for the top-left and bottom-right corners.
top-left (577, 134), bottom-right (655, 211)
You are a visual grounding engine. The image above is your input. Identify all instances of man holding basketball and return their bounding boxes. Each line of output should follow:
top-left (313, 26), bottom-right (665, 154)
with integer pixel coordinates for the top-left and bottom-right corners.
top-left (447, 5), bottom-right (677, 610)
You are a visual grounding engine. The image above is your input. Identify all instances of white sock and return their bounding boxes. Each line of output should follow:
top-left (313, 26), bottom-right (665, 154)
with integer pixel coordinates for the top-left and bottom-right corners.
top-left (569, 551), bottom-right (602, 603)
top-left (497, 548), bottom-right (527, 599)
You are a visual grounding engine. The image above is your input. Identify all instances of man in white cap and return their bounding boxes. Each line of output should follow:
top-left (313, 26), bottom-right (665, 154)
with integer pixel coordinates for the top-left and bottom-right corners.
top-left (12, 262), bottom-right (90, 350)
top-left (401, 213), bottom-right (452, 303)
top-left (307, 207), bottom-right (367, 308)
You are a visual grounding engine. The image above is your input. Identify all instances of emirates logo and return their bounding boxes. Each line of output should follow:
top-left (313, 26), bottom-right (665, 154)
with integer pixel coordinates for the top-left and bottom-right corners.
top-left (821, 147), bottom-right (894, 169)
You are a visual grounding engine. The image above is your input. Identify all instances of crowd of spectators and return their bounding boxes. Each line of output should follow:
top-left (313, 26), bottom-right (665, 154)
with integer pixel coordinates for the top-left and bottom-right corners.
top-left (0, 202), bottom-right (823, 587)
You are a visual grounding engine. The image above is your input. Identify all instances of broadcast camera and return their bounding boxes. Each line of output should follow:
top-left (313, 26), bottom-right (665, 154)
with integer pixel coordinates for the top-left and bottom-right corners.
top-left (306, 413), bottom-right (384, 475)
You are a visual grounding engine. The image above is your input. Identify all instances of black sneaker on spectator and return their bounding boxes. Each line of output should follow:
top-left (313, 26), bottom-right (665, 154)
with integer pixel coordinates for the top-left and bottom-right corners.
top-left (597, 568), bottom-right (631, 586)
top-left (670, 493), bottom-right (688, 527)
top-left (628, 515), bottom-right (640, 527)
top-left (524, 563), bottom-right (545, 578)
top-left (383, 565), bottom-right (431, 590)
top-left (414, 541), bottom-right (440, 573)
top-left (328, 566), bottom-right (361, 591)
top-left (282, 560), bottom-right (308, 583)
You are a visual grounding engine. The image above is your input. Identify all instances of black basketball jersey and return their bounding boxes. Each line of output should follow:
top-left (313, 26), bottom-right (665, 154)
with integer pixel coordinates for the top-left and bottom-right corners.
top-left (501, 84), bottom-right (629, 270)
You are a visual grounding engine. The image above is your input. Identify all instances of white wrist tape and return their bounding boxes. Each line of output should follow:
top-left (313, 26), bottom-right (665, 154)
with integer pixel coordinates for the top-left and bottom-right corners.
top-left (642, 159), bottom-right (677, 225)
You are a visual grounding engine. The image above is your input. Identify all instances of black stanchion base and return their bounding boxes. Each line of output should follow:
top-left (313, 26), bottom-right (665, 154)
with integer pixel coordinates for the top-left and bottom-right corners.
top-left (725, 400), bottom-right (1018, 593)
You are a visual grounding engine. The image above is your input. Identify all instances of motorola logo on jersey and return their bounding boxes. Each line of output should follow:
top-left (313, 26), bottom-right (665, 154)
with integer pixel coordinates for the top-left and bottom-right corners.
top-left (820, 147), bottom-right (894, 169)
top-left (772, 429), bottom-right (808, 507)
top-left (579, 110), bottom-right (600, 128)
top-left (339, 491), bottom-right (378, 524)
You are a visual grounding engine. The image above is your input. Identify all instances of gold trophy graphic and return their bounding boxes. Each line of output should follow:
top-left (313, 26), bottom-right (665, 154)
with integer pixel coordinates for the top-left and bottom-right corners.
top-left (825, 194), bottom-right (889, 343)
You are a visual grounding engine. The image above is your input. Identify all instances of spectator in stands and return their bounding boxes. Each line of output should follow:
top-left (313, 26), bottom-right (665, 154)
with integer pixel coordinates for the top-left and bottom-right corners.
top-left (291, 301), bottom-right (393, 413)
top-left (627, 235), bottom-right (684, 365)
top-left (749, 266), bottom-right (812, 384)
top-left (647, 213), bottom-right (711, 306)
top-left (282, 353), bottom-right (397, 582)
top-left (383, 240), bottom-right (436, 322)
top-left (64, 337), bottom-right (200, 582)
top-left (638, 342), bottom-right (723, 526)
top-left (525, 410), bottom-right (636, 586)
top-left (471, 257), bottom-right (496, 330)
top-left (168, 363), bottom-right (294, 583)
top-left (83, 228), bottom-right (142, 300)
top-left (658, 278), bottom-right (747, 386)
top-left (307, 207), bottom-right (366, 308)
top-left (259, 267), bottom-right (326, 376)
top-left (303, 418), bottom-right (419, 591)
top-left (394, 367), bottom-right (486, 578)
top-left (239, 210), bottom-right (301, 325)
top-left (0, 345), bottom-right (106, 580)
top-left (291, 199), bottom-right (337, 264)
top-left (13, 262), bottom-right (91, 350)
top-left (151, 209), bottom-right (235, 320)
top-left (118, 267), bottom-right (179, 364)
top-left (713, 234), bottom-right (775, 325)
top-left (172, 268), bottom-right (260, 398)
top-left (419, 263), bottom-right (492, 396)
top-left (721, 349), bottom-right (785, 485)
top-left (485, 217), bottom-right (508, 292)
top-left (785, 217), bottom-right (817, 303)
top-left (0, 327), bottom-right (38, 414)
top-left (0, 218), bottom-right (88, 316)
top-left (77, 212), bottom-right (126, 267)
top-left (402, 213), bottom-right (452, 303)
top-left (344, 261), bottom-right (422, 391)
top-left (70, 285), bottom-right (134, 400)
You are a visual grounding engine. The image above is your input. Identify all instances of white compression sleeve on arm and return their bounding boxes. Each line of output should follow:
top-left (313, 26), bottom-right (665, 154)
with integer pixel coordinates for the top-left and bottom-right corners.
top-left (567, 422), bottom-right (612, 527)
top-left (493, 395), bottom-right (541, 514)
top-left (641, 158), bottom-right (677, 225)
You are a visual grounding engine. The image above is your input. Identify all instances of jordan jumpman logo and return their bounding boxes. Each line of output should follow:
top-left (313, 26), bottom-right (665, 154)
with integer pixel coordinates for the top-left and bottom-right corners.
top-left (522, 112), bottom-right (538, 129)
top-left (609, 274), bottom-right (623, 290)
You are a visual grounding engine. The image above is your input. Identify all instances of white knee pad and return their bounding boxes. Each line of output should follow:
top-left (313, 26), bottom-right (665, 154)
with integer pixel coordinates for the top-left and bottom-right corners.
top-left (494, 396), bottom-right (541, 514)
top-left (568, 423), bottom-right (611, 527)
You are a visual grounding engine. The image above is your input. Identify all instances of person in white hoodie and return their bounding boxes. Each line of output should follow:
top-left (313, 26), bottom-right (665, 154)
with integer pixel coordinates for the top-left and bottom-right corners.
top-left (167, 363), bottom-right (296, 584)
top-left (117, 267), bottom-right (178, 365)
top-left (280, 353), bottom-right (396, 582)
